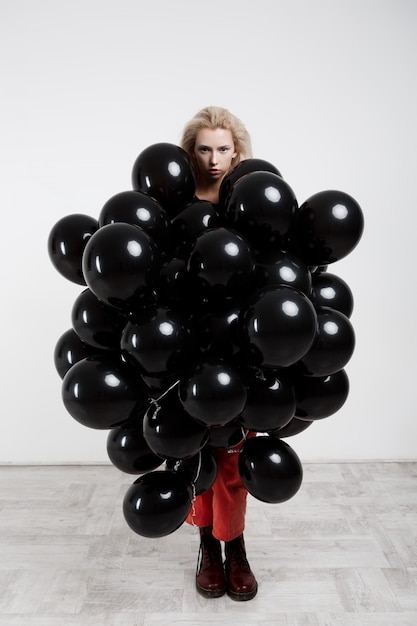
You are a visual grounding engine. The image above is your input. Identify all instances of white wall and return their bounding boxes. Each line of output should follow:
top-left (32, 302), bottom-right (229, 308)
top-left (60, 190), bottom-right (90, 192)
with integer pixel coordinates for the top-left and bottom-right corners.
top-left (1, 0), bottom-right (416, 463)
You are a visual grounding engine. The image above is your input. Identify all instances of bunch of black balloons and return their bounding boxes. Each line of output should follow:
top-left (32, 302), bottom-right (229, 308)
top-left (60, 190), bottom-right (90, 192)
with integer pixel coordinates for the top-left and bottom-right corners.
top-left (48, 143), bottom-right (364, 538)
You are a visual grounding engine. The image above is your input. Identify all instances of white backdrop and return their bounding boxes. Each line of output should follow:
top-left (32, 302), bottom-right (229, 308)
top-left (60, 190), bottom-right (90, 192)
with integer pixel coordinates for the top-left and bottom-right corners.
top-left (1, 0), bottom-right (416, 463)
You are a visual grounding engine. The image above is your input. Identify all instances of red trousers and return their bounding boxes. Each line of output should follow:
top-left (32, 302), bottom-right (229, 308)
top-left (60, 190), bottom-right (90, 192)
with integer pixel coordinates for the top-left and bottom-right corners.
top-left (186, 434), bottom-right (254, 542)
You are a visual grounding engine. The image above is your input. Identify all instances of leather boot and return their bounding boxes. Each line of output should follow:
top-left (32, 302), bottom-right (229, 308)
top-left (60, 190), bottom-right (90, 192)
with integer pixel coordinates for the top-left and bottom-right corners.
top-left (224, 534), bottom-right (258, 601)
top-left (196, 526), bottom-right (227, 598)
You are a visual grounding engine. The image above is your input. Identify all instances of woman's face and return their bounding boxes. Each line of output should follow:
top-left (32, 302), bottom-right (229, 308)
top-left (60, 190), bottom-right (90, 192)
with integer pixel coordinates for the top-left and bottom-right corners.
top-left (193, 127), bottom-right (237, 185)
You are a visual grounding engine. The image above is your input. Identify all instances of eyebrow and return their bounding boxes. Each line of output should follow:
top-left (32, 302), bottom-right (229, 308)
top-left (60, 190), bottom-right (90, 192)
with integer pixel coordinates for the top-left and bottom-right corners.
top-left (197, 144), bottom-right (232, 149)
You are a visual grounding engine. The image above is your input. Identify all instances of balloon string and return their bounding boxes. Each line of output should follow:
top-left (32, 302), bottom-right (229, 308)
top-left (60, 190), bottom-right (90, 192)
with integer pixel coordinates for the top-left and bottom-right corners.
top-left (254, 367), bottom-right (266, 381)
top-left (154, 379), bottom-right (180, 403)
top-left (190, 481), bottom-right (197, 527)
top-left (144, 398), bottom-right (161, 420)
top-left (227, 428), bottom-right (248, 454)
top-left (193, 451), bottom-right (202, 484)
top-left (144, 379), bottom-right (180, 420)
top-left (188, 453), bottom-right (201, 528)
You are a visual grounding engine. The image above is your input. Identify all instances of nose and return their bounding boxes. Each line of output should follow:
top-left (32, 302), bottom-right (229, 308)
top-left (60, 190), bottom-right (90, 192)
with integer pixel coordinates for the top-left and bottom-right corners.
top-left (210, 152), bottom-right (218, 165)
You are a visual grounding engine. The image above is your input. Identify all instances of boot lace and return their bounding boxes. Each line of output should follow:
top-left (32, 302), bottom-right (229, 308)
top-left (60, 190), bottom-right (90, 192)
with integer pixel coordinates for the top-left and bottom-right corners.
top-left (197, 533), bottom-right (222, 575)
top-left (226, 536), bottom-right (251, 571)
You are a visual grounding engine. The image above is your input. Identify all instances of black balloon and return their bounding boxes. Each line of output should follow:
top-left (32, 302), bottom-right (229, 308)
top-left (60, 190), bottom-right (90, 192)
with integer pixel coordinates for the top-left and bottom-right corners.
top-left (54, 328), bottom-right (101, 379)
top-left (48, 214), bottom-right (98, 285)
top-left (239, 286), bottom-right (317, 368)
top-left (271, 416), bottom-right (314, 438)
top-left (121, 305), bottom-right (195, 378)
top-left (131, 143), bottom-right (196, 216)
top-left (208, 421), bottom-right (247, 449)
top-left (310, 272), bottom-right (354, 318)
top-left (166, 446), bottom-right (217, 495)
top-left (143, 395), bottom-right (209, 460)
top-left (292, 190), bottom-right (364, 265)
top-left (171, 200), bottom-right (220, 257)
top-left (298, 307), bottom-right (355, 376)
top-left (294, 369), bottom-right (349, 420)
top-left (238, 435), bottom-right (303, 503)
top-left (187, 227), bottom-right (255, 302)
top-left (98, 190), bottom-right (172, 254)
top-left (62, 355), bottom-right (148, 429)
top-left (123, 470), bottom-right (192, 538)
top-left (156, 257), bottom-right (190, 308)
top-left (255, 249), bottom-right (312, 295)
top-left (141, 373), bottom-right (180, 398)
top-left (72, 288), bottom-right (128, 350)
top-left (225, 171), bottom-right (297, 250)
top-left (196, 300), bottom-right (241, 358)
top-left (179, 357), bottom-right (247, 427)
top-left (219, 158), bottom-right (282, 207)
top-left (107, 418), bottom-right (163, 474)
top-left (238, 370), bottom-right (296, 432)
top-left (82, 222), bottom-right (160, 312)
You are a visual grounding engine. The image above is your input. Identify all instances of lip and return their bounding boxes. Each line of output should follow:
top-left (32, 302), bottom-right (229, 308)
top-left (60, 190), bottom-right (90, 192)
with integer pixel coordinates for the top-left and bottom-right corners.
top-left (208, 169), bottom-right (221, 175)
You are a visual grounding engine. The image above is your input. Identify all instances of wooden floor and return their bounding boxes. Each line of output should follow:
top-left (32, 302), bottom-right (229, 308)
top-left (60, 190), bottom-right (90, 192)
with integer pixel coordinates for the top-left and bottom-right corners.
top-left (0, 462), bottom-right (416, 625)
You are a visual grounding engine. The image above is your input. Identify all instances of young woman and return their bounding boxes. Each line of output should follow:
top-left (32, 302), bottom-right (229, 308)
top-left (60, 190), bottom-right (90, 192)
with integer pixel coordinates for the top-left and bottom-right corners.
top-left (180, 106), bottom-right (258, 601)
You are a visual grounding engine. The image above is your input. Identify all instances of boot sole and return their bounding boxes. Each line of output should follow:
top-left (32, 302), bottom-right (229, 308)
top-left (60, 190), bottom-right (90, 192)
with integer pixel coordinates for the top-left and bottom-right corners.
top-left (196, 582), bottom-right (227, 598)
